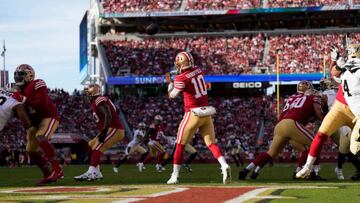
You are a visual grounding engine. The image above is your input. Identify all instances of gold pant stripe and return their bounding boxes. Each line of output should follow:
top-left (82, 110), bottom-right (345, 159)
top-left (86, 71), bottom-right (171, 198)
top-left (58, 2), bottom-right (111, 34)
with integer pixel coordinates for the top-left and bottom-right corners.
top-left (44, 118), bottom-right (56, 138)
top-left (295, 121), bottom-right (314, 141)
top-left (176, 111), bottom-right (191, 143)
top-left (95, 128), bottom-right (117, 150)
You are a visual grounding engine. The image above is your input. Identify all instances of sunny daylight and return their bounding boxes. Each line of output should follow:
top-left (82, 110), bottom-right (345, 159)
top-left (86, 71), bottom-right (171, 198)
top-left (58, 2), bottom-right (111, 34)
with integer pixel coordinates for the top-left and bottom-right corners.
top-left (0, 0), bottom-right (360, 202)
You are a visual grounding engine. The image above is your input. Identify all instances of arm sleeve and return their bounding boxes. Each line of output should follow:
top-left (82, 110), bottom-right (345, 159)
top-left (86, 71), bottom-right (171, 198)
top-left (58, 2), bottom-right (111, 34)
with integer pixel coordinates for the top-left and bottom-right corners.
top-left (27, 80), bottom-right (50, 110)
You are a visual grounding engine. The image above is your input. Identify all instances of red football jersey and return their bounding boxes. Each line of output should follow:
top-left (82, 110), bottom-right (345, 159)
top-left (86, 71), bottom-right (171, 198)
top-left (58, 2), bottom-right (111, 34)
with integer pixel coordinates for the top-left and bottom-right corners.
top-left (174, 66), bottom-right (209, 112)
top-left (148, 124), bottom-right (165, 141)
top-left (279, 94), bottom-right (321, 126)
top-left (21, 79), bottom-right (59, 125)
top-left (335, 84), bottom-right (347, 105)
top-left (91, 96), bottom-right (123, 130)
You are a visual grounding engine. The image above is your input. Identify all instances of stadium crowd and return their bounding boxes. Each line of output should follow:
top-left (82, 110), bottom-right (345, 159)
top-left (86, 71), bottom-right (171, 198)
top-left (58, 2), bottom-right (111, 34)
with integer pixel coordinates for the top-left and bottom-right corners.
top-left (101, 0), bottom-right (353, 13)
top-left (102, 33), bottom-right (360, 76)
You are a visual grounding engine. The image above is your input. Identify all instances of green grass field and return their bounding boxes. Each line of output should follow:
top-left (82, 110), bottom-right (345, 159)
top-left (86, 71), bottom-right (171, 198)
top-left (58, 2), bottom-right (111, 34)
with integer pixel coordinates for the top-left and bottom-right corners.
top-left (0, 163), bottom-right (359, 203)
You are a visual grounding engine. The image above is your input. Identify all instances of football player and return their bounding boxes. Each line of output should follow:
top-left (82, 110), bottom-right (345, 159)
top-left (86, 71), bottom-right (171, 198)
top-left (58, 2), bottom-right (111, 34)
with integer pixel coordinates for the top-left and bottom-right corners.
top-left (296, 45), bottom-right (358, 179)
top-left (226, 135), bottom-right (246, 167)
top-left (239, 81), bottom-right (325, 180)
top-left (74, 84), bottom-right (125, 181)
top-left (319, 77), bottom-right (360, 180)
top-left (0, 88), bottom-right (32, 132)
top-left (166, 51), bottom-right (231, 184)
top-left (113, 122), bottom-right (149, 173)
top-left (13, 64), bottom-right (63, 185)
top-left (143, 115), bottom-right (170, 172)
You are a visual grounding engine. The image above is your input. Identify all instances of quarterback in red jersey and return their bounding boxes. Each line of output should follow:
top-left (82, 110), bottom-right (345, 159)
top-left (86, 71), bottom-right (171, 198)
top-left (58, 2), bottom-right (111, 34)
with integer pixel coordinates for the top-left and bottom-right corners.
top-left (296, 46), bottom-right (357, 179)
top-left (74, 84), bottom-right (125, 181)
top-left (13, 64), bottom-right (63, 185)
top-left (166, 51), bottom-right (230, 184)
top-left (239, 81), bottom-right (325, 180)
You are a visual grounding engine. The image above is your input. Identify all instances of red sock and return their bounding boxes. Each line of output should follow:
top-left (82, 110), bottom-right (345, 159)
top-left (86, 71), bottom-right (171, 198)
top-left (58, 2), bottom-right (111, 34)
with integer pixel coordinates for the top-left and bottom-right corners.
top-left (90, 150), bottom-right (103, 167)
top-left (39, 141), bottom-right (60, 170)
top-left (298, 150), bottom-right (309, 167)
top-left (309, 132), bottom-right (328, 157)
top-left (253, 152), bottom-right (272, 168)
top-left (29, 152), bottom-right (51, 176)
top-left (208, 144), bottom-right (222, 159)
top-left (157, 152), bottom-right (165, 164)
top-left (144, 155), bottom-right (153, 164)
top-left (173, 144), bottom-right (184, 165)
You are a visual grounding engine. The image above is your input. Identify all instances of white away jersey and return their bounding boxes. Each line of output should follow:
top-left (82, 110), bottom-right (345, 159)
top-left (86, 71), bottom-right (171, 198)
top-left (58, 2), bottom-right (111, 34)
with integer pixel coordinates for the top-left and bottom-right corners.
top-left (0, 92), bottom-right (20, 131)
top-left (322, 89), bottom-right (337, 109)
top-left (128, 129), bottom-right (145, 148)
top-left (340, 58), bottom-right (360, 116)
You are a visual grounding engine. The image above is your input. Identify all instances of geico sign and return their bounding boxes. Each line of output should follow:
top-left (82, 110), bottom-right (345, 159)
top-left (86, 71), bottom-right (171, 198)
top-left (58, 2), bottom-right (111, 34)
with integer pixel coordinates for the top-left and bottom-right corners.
top-left (233, 82), bottom-right (262, 88)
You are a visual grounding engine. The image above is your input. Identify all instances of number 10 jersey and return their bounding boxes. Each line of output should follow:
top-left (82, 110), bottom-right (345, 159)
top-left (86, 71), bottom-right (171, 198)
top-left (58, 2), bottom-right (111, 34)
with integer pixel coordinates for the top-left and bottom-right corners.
top-left (174, 66), bottom-right (209, 112)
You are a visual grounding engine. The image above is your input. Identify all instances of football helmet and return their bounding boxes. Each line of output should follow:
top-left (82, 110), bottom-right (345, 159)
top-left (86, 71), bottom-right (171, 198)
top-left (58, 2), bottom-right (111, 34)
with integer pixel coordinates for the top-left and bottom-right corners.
top-left (297, 80), bottom-right (314, 94)
top-left (138, 122), bottom-right (146, 130)
top-left (84, 84), bottom-right (101, 99)
top-left (347, 44), bottom-right (360, 59)
top-left (320, 77), bottom-right (338, 90)
top-left (154, 115), bottom-right (163, 125)
top-left (174, 51), bottom-right (194, 74)
top-left (14, 64), bottom-right (35, 87)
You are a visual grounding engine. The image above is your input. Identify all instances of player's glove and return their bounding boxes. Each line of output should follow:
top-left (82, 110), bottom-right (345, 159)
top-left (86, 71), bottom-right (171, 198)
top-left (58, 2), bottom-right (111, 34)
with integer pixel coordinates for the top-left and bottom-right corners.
top-left (97, 129), bottom-right (108, 143)
top-left (336, 57), bottom-right (346, 71)
top-left (330, 46), bottom-right (339, 62)
top-left (12, 91), bottom-right (27, 103)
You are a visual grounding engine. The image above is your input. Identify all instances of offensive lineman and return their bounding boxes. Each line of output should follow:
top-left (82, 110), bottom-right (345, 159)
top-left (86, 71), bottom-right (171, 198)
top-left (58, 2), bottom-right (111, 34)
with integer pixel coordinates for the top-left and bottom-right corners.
top-left (166, 51), bottom-right (231, 184)
top-left (113, 122), bottom-right (149, 173)
top-left (13, 64), bottom-right (63, 185)
top-left (74, 84), bottom-right (125, 181)
top-left (239, 81), bottom-right (324, 180)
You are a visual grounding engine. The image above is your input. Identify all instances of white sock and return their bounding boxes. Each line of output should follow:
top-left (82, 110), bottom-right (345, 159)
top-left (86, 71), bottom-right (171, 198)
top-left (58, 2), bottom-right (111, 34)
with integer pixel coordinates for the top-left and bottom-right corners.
top-left (246, 162), bottom-right (255, 170)
top-left (304, 155), bottom-right (317, 168)
top-left (172, 164), bottom-right (181, 177)
top-left (88, 166), bottom-right (96, 173)
top-left (254, 166), bottom-right (261, 173)
top-left (96, 165), bottom-right (101, 171)
top-left (217, 156), bottom-right (228, 167)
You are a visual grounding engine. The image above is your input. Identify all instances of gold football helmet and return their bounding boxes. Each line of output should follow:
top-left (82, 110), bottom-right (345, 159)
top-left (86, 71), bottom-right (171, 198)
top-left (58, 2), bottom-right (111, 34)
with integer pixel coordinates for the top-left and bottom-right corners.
top-left (154, 114), bottom-right (163, 125)
top-left (14, 64), bottom-right (35, 87)
top-left (347, 44), bottom-right (360, 59)
top-left (174, 51), bottom-right (194, 73)
top-left (85, 84), bottom-right (101, 98)
top-left (297, 80), bottom-right (314, 94)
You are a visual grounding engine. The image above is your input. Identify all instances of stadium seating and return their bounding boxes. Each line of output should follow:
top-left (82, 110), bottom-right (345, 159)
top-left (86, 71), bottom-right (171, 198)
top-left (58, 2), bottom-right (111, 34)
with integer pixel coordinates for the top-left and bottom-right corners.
top-left (102, 0), bottom-right (181, 13)
top-left (265, 34), bottom-right (345, 73)
top-left (102, 0), bottom-right (351, 13)
top-left (102, 35), bottom-right (265, 76)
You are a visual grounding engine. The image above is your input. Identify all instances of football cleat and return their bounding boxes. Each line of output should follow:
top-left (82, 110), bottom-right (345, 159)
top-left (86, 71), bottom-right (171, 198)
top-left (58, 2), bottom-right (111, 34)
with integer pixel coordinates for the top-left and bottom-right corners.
top-left (137, 162), bottom-right (145, 172)
top-left (238, 168), bottom-right (250, 180)
top-left (113, 167), bottom-right (119, 174)
top-left (166, 174), bottom-right (179, 184)
top-left (221, 164), bottom-right (231, 184)
top-left (296, 165), bottom-right (311, 179)
top-left (74, 170), bottom-right (102, 182)
top-left (250, 171), bottom-right (259, 179)
top-left (183, 164), bottom-right (193, 172)
top-left (351, 171), bottom-right (360, 180)
top-left (156, 164), bottom-right (165, 172)
top-left (307, 171), bottom-right (326, 181)
top-left (335, 167), bottom-right (345, 180)
top-left (46, 167), bottom-right (64, 183)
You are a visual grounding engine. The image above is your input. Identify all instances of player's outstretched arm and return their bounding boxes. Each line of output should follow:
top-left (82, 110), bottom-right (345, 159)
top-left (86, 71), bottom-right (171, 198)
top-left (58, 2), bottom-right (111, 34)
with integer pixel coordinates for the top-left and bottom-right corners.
top-left (313, 101), bottom-right (325, 121)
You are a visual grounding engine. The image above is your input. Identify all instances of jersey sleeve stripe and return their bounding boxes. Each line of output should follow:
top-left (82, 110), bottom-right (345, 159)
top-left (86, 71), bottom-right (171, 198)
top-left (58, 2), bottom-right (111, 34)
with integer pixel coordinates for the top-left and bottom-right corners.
top-left (95, 97), bottom-right (107, 106)
top-left (34, 83), bottom-right (46, 90)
